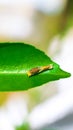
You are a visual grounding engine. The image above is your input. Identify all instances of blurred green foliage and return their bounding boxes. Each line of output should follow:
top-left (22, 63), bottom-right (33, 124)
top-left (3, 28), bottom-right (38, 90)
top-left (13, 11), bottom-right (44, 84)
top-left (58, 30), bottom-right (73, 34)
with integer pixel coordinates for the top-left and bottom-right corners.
top-left (16, 122), bottom-right (30, 130)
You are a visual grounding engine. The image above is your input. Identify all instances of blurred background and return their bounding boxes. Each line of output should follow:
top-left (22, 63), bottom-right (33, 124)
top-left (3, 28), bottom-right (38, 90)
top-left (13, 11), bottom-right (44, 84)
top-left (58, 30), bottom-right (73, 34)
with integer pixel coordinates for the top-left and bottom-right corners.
top-left (0, 0), bottom-right (73, 130)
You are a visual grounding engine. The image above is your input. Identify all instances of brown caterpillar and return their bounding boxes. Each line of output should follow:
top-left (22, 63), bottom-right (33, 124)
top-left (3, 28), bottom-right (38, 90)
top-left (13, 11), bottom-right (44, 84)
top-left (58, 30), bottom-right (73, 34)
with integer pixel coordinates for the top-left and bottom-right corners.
top-left (27, 64), bottom-right (53, 77)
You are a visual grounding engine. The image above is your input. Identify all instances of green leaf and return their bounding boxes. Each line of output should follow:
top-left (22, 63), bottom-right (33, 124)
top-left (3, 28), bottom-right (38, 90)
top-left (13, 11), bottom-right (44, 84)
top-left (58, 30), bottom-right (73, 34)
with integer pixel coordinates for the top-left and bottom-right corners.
top-left (15, 122), bottom-right (30, 130)
top-left (0, 43), bottom-right (71, 91)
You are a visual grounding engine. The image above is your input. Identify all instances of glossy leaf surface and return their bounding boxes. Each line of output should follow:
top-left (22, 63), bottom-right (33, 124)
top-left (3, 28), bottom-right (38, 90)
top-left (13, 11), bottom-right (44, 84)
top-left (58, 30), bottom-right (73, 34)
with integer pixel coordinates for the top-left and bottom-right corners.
top-left (0, 43), bottom-right (71, 91)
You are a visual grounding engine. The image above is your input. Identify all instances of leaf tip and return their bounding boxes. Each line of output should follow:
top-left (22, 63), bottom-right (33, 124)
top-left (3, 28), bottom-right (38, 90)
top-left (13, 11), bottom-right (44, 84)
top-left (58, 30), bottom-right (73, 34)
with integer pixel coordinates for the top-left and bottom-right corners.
top-left (59, 68), bottom-right (71, 78)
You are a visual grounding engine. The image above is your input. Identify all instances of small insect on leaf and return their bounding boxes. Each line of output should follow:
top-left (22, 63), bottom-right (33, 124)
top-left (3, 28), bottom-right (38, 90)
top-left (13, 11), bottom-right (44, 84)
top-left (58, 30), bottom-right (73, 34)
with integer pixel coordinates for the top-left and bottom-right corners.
top-left (27, 64), bottom-right (53, 77)
top-left (0, 43), bottom-right (71, 91)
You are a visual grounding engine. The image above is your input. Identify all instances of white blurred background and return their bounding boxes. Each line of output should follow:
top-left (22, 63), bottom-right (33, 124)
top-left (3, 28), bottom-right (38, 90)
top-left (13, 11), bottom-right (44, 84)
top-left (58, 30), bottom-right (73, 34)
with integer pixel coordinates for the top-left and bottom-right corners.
top-left (0, 0), bottom-right (73, 130)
